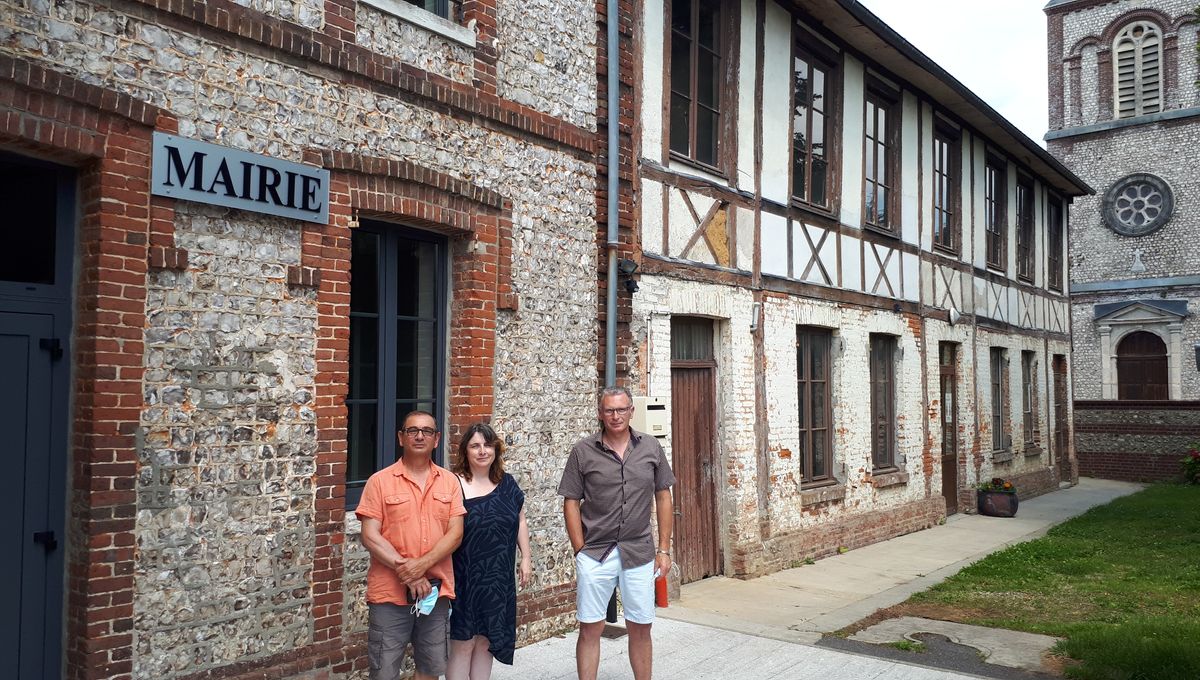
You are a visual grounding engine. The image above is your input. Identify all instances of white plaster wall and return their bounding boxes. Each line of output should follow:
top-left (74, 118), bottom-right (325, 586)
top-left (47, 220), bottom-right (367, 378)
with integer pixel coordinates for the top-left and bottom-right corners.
top-left (840, 55), bottom-right (865, 230)
top-left (841, 233), bottom-right (861, 291)
top-left (971, 134), bottom-right (987, 270)
top-left (641, 0), bottom-right (665, 162)
top-left (902, 252), bottom-right (919, 302)
top-left (761, 0), bottom-right (792, 205)
top-left (900, 90), bottom-right (920, 246)
top-left (737, 0), bottom-right (758, 191)
top-left (762, 211), bottom-right (789, 277)
top-left (918, 101), bottom-right (934, 252)
top-left (641, 178), bottom-right (664, 255)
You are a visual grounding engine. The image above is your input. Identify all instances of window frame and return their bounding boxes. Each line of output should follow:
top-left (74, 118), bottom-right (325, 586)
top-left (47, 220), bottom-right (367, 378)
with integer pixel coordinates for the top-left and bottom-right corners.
top-left (931, 120), bottom-right (961, 255)
top-left (862, 82), bottom-right (901, 235)
top-left (984, 156), bottom-right (1007, 271)
top-left (790, 35), bottom-right (841, 214)
top-left (869, 334), bottom-right (897, 471)
top-left (403, 0), bottom-right (458, 20)
top-left (346, 222), bottom-right (448, 507)
top-left (668, 0), bottom-right (725, 172)
top-left (990, 347), bottom-right (1010, 453)
top-left (1015, 175), bottom-right (1035, 283)
top-left (796, 327), bottom-right (834, 486)
top-left (1047, 195), bottom-right (1064, 291)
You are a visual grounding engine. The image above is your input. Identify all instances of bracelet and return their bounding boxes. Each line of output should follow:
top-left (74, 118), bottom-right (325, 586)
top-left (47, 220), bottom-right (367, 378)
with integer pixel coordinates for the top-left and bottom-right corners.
top-left (656, 549), bottom-right (671, 556)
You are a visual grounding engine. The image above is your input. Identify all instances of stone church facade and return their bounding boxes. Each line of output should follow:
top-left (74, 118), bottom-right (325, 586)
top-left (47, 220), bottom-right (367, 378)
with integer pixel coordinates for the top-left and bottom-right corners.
top-left (1046, 0), bottom-right (1200, 482)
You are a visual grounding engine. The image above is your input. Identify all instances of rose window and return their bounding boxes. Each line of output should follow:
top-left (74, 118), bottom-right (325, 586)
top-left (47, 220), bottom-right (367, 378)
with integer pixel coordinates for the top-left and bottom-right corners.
top-left (1103, 174), bottom-right (1173, 237)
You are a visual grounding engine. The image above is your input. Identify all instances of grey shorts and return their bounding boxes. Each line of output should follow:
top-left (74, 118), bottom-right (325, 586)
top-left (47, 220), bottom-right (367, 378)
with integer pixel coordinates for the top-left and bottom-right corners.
top-left (367, 599), bottom-right (451, 679)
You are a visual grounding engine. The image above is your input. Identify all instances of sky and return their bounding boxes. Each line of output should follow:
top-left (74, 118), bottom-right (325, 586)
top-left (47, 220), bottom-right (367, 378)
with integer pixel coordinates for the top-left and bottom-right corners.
top-left (857, 0), bottom-right (1051, 145)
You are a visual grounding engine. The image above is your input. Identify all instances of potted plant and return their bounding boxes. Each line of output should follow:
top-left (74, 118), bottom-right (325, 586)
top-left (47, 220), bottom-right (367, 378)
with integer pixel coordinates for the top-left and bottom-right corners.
top-left (977, 477), bottom-right (1018, 517)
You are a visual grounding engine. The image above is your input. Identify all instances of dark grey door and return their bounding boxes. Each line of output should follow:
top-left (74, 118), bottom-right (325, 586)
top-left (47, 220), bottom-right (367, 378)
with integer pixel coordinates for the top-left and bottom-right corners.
top-left (1, 311), bottom-right (59, 679)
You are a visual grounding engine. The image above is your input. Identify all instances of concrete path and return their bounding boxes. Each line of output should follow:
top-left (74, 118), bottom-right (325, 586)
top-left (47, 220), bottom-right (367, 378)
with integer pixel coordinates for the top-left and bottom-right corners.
top-left (494, 478), bottom-right (1141, 679)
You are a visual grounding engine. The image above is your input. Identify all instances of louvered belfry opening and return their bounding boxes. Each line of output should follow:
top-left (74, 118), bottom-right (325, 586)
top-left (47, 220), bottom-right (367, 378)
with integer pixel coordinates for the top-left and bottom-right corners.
top-left (1114, 21), bottom-right (1162, 119)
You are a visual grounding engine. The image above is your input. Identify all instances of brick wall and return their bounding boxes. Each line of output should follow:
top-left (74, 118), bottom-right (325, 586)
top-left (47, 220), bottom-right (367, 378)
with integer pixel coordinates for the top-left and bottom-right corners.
top-left (1074, 400), bottom-right (1199, 482)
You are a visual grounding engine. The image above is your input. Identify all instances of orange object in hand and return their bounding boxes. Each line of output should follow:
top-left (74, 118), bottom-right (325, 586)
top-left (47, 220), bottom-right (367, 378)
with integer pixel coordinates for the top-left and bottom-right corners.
top-left (655, 571), bottom-right (668, 608)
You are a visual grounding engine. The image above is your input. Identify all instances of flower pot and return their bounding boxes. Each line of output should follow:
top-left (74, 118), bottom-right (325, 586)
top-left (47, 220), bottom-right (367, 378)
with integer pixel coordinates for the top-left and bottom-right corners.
top-left (977, 490), bottom-right (1018, 517)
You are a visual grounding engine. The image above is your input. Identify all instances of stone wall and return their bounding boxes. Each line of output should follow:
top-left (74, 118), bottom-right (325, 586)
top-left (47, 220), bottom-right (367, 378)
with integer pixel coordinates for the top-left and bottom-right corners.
top-left (0, 0), bottom-right (601, 675)
top-left (1074, 400), bottom-right (1200, 481)
top-left (496, 0), bottom-right (597, 130)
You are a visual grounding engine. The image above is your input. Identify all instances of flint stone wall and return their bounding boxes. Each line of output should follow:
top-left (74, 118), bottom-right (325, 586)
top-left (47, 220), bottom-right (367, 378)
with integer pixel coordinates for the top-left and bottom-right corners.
top-left (0, 0), bottom-right (598, 676)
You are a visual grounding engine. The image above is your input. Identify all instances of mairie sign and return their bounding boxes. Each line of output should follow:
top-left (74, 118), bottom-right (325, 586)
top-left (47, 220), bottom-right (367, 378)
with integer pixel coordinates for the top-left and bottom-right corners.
top-left (151, 132), bottom-right (329, 224)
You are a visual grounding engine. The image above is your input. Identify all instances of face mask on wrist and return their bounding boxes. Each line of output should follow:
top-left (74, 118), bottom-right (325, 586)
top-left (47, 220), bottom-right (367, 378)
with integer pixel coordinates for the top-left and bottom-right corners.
top-left (411, 585), bottom-right (439, 616)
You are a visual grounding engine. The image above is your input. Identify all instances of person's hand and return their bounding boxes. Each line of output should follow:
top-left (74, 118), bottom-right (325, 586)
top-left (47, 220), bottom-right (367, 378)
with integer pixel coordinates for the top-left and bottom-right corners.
top-left (407, 577), bottom-right (433, 601)
top-left (519, 558), bottom-right (532, 588)
top-left (394, 555), bottom-right (427, 583)
top-left (655, 550), bottom-right (672, 579)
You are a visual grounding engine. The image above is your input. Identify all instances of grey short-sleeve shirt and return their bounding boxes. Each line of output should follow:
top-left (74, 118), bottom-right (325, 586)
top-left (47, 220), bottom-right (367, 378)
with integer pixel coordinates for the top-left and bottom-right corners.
top-left (557, 428), bottom-right (676, 568)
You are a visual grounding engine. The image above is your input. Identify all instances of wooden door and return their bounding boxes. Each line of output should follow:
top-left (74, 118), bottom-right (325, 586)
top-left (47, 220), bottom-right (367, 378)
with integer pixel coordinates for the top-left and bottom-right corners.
top-left (1053, 355), bottom-right (1069, 480)
top-left (1116, 331), bottom-right (1168, 400)
top-left (939, 343), bottom-right (959, 515)
top-left (670, 318), bottom-right (721, 583)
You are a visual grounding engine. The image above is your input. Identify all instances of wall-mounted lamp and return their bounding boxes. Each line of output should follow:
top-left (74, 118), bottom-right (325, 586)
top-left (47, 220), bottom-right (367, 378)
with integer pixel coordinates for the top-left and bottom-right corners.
top-left (749, 301), bottom-right (761, 332)
top-left (948, 307), bottom-right (961, 326)
top-left (617, 257), bottom-right (639, 294)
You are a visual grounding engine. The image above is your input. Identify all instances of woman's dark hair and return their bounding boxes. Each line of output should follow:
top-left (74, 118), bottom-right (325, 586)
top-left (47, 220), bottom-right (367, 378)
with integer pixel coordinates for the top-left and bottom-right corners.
top-left (454, 422), bottom-right (505, 484)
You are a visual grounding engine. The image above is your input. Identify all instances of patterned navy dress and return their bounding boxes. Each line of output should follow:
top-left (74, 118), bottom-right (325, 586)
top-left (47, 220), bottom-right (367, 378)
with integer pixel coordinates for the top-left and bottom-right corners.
top-left (451, 473), bottom-right (525, 665)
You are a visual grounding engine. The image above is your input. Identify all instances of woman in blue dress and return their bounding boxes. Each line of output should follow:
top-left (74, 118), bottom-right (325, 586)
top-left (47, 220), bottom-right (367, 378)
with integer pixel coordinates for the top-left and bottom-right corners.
top-left (446, 422), bottom-right (532, 680)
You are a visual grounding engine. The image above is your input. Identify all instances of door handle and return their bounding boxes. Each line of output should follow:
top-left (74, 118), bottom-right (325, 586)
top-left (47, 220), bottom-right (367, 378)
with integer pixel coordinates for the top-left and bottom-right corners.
top-left (33, 530), bottom-right (57, 552)
top-left (39, 337), bottom-right (64, 360)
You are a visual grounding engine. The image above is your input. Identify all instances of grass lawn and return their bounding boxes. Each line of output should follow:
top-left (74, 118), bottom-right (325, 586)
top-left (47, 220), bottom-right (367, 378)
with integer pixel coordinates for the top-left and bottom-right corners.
top-left (865, 484), bottom-right (1200, 680)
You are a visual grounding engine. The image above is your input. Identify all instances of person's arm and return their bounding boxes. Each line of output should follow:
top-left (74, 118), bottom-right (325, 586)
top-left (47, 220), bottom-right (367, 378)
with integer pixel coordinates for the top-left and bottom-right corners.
top-left (517, 507), bottom-right (532, 587)
top-left (393, 514), bottom-right (464, 586)
top-left (654, 488), bottom-right (673, 577)
top-left (361, 517), bottom-right (406, 572)
top-left (563, 498), bottom-right (585, 554)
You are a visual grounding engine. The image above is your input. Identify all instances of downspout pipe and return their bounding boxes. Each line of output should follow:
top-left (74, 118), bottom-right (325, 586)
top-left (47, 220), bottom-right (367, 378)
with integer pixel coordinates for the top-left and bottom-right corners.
top-left (604, 0), bottom-right (619, 388)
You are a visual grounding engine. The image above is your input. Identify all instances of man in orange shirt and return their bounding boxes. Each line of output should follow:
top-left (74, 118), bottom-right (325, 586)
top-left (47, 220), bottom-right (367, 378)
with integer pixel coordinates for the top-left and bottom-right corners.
top-left (357, 411), bottom-right (466, 680)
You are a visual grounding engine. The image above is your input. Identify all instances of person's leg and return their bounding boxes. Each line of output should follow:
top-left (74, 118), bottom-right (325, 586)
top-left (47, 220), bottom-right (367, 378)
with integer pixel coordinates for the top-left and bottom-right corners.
top-left (468, 636), bottom-right (494, 680)
top-left (412, 597), bottom-right (452, 680)
top-left (446, 638), bottom-right (475, 680)
top-left (574, 549), bottom-right (620, 680)
top-left (626, 621), bottom-right (653, 680)
top-left (368, 603), bottom-right (414, 680)
top-left (617, 558), bottom-right (656, 680)
top-left (575, 620), bottom-right (605, 680)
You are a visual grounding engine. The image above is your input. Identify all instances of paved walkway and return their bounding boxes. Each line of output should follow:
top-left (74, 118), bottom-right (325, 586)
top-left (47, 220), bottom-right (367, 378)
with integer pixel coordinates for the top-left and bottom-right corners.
top-left (493, 478), bottom-right (1142, 680)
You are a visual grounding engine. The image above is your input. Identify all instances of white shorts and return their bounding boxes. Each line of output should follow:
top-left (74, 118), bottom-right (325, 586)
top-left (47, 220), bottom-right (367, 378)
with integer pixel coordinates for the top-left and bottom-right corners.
top-left (575, 546), bottom-right (655, 625)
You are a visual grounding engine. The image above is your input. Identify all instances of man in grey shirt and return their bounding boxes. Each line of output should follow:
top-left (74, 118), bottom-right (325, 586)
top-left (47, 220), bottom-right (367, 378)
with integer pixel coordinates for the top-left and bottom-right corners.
top-left (557, 386), bottom-right (675, 680)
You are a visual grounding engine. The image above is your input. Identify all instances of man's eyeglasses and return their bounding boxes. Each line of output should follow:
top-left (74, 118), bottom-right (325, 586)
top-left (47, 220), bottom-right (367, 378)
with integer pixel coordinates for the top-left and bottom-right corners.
top-left (602, 406), bottom-right (633, 417)
top-left (403, 427), bottom-right (439, 438)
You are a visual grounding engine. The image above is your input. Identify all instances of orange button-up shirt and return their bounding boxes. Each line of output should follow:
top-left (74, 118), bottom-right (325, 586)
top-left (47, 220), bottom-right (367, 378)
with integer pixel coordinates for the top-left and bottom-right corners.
top-left (355, 458), bottom-right (466, 605)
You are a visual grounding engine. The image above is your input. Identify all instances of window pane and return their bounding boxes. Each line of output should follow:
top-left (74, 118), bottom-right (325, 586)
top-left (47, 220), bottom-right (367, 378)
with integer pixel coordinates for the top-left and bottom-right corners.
top-left (347, 403), bottom-right (377, 485)
top-left (0, 159), bottom-right (58, 285)
top-left (396, 239), bottom-right (438, 317)
top-left (812, 68), bottom-right (825, 113)
top-left (671, 36), bottom-right (692, 97)
top-left (811, 433), bottom-right (826, 479)
top-left (811, 385), bottom-right (825, 428)
top-left (672, 0), bottom-right (691, 35)
top-left (672, 317), bottom-right (713, 361)
top-left (670, 93), bottom-right (691, 154)
top-left (792, 140), bottom-right (808, 198)
top-left (351, 232), bottom-right (380, 313)
top-left (797, 383), bottom-right (806, 428)
top-left (697, 50), bottom-right (718, 108)
top-left (396, 319), bottom-right (437, 400)
top-left (875, 186), bottom-right (888, 224)
top-left (696, 107), bottom-right (718, 166)
top-left (349, 316), bottom-right (379, 399)
top-left (697, 0), bottom-right (719, 50)
top-left (811, 336), bottom-right (826, 377)
top-left (811, 156), bottom-right (827, 207)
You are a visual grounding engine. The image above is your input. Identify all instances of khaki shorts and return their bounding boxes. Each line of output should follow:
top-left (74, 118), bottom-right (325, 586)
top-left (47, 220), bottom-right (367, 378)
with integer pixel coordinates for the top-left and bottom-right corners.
top-left (367, 599), bottom-right (451, 679)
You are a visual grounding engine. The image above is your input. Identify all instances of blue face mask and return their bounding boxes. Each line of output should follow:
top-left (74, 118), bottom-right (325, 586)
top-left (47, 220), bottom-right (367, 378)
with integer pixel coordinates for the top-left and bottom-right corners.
top-left (411, 585), bottom-right (439, 616)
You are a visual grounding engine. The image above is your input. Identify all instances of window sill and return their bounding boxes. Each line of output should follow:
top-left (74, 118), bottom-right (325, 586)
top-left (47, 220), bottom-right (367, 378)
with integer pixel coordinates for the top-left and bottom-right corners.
top-left (932, 243), bottom-right (960, 258)
top-left (800, 483), bottom-right (845, 505)
top-left (869, 470), bottom-right (909, 489)
top-left (1017, 274), bottom-right (1035, 285)
top-left (863, 223), bottom-right (900, 240)
top-left (790, 197), bottom-right (838, 220)
top-left (359, 0), bottom-right (477, 48)
top-left (1023, 445), bottom-right (1043, 458)
top-left (667, 153), bottom-right (729, 185)
top-left (985, 262), bottom-right (1006, 275)
top-left (992, 450), bottom-right (1014, 464)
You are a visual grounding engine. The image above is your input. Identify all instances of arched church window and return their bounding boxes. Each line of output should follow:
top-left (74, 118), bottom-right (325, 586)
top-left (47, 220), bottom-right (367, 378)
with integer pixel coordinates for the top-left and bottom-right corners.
top-left (1116, 330), bottom-right (1168, 400)
top-left (1113, 21), bottom-right (1162, 118)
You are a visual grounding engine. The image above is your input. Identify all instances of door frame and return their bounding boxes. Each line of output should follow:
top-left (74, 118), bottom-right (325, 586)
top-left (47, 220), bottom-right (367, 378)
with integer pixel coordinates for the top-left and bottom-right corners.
top-left (938, 342), bottom-right (959, 515)
top-left (0, 152), bottom-right (76, 679)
